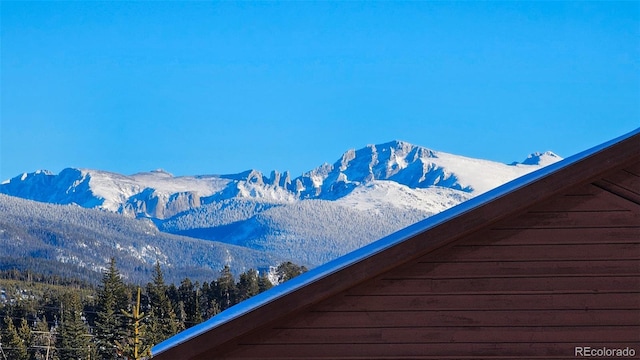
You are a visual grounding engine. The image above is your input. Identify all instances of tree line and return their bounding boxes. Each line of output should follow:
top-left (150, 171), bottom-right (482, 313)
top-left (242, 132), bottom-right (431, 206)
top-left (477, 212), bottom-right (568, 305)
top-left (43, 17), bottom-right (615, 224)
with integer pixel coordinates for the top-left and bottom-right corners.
top-left (0, 259), bottom-right (307, 360)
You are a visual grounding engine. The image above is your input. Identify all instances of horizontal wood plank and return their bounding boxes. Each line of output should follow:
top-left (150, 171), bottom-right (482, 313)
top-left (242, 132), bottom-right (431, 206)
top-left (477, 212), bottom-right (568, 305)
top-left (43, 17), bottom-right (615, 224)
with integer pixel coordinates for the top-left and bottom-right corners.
top-left (491, 210), bottom-right (639, 229)
top-left (282, 309), bottom-right (640, 328)
top-left (246, 326), bottom-right (639, 344)
top-left (461, 227), bottom-right (640, 246)
top-left (446, 243), bottom-right (640, 262)
top-left (223, 342), bottom-right (640, 359)
top-left (316, 292), bottom-right (640, 312)
top-left (347, 275), bottom-right (640, 295)
top-left (394, 259), bottom-right (640, 278)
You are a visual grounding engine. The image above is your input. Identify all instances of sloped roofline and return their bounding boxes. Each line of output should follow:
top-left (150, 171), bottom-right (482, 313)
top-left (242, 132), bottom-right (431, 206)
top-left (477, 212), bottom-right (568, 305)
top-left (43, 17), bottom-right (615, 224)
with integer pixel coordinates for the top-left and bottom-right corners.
top-left (152, 128), bottom-right (640, 358)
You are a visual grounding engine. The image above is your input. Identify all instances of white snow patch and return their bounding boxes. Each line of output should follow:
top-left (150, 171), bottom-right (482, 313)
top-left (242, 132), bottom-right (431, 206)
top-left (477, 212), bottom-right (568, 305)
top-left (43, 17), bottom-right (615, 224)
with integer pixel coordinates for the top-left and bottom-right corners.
top-left (335, 180), bottom-right (473, 213)
top-left (425, 151), bottom-right (555, 194)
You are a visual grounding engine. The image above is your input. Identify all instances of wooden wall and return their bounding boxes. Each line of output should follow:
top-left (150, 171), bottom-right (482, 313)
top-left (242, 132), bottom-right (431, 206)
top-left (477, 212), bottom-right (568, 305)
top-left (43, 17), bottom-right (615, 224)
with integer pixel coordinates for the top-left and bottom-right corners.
top-left (214, 162), bottom-right (640, 359)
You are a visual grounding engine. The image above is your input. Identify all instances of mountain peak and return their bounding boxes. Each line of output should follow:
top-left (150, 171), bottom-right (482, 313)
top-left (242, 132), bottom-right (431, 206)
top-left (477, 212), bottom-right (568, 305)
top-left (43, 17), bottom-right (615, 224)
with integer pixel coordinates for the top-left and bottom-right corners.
top-left (1, 141), bottom-right (563, 218)
top-left (520, 151), bottom-right (561, 166)
top-left (129, 169), bottom-right (174, 178)
top-left (377, 139), bottom-right (412, 148)
top-left (151, 168), bottom-right (173, 176)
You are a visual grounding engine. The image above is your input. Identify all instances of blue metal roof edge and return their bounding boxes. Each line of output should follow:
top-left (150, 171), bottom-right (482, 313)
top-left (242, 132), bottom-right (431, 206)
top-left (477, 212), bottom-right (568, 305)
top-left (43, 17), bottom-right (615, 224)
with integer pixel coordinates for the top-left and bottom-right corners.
top-left (151, 127), bottom-right (639, 357)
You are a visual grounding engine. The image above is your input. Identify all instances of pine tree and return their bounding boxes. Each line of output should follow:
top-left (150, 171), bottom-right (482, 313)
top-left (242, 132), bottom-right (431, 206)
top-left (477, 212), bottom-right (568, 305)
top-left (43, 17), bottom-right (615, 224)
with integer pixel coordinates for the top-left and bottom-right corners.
top-left (2, 316), bottom-right (28, 360)
top-left (17, 318), bottom-right (31, 354)
top-left (191, 283), bottom-right (203, 326)
top-left (236, 269), bottom-right (259, 302)
top-left (95, 258), bottom-right (130, 360)
top-left (199, 281), bottom-right (221, 319)
top-left (258, 271), bottom-right (273, 293)
top-left (178, 278), bottom-right (202, 328)
top-left (199, 281), bottom-right (212, 320)
top-left (214, 265), bottom-right (236, 311)
top-left (56, 292), bottom-right (91, 360)
top-left (205, 298), bottom-right (221, 319)
top-left (276, 261), bottom-right (308, 283)
top-left (145, 262), bottom-right (181, 346)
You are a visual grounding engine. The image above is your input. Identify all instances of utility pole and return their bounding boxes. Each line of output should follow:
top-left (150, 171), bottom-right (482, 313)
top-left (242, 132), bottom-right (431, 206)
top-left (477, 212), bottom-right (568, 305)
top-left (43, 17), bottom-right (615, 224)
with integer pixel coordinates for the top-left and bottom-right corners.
top-left (31, 330), bottom-right (53, 360)
top-left (0, 342), bottom-right (8, 360)
top-left (46, 330), bottom-right (51, 360)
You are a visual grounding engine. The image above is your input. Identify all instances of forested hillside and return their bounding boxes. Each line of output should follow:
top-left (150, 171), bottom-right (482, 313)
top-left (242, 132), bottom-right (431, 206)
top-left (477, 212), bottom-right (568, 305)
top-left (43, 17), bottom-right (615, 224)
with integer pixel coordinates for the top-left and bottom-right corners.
top-left (0, 194), bottom-right (282, 284)
top-left (0, 259), bottom-right (305, 360)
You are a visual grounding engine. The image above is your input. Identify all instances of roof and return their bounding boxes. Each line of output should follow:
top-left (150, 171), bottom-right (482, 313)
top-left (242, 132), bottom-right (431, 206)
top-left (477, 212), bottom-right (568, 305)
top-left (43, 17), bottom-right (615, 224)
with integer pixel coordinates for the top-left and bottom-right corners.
top-left (152, 128), bottom-right (640, 359)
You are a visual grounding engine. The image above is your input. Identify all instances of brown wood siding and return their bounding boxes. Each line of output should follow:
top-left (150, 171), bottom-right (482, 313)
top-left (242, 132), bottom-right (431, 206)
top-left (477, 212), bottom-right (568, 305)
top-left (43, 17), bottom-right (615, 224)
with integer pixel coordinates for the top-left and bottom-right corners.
top-left (218, 165), bottom-right (640, 359)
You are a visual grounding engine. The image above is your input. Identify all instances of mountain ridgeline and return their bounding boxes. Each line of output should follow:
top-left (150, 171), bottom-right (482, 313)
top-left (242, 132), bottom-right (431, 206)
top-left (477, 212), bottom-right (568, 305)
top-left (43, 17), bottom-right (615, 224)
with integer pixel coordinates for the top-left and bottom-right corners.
top-left (0, 140), bottom-right (561, 282)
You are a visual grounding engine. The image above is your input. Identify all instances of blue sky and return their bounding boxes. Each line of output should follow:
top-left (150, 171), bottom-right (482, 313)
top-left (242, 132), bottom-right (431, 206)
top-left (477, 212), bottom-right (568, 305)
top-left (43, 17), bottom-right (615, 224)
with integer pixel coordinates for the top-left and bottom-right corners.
top-left (2, 1), bottom-right (638, 181)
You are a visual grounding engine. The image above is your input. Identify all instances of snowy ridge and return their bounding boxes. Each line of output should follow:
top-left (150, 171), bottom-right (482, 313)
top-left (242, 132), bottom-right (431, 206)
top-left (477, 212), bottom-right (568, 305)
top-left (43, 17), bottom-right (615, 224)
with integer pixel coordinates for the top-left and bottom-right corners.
top-left (335, 181), bottom-right (473, 213)
top-left (291, 140), bottom-right (559, 198)
top-left (0, 141), bottom-right (560, 219)
top-left (0, 140), bottom-right (561, 268)
top-left (519, 151), bottom-right (563, 166)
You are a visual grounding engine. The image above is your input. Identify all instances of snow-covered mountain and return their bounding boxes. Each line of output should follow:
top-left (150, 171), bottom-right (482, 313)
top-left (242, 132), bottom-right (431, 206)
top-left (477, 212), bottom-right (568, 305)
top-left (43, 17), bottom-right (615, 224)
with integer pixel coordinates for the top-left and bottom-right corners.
top-left (0, 140), bottom-right (562, 275)
top-left (0, 194), bottom-right (281, 284)
top-left (0, 168), bottom-right (229, 219)
top-left (1, 141), bottom-right (561, 217)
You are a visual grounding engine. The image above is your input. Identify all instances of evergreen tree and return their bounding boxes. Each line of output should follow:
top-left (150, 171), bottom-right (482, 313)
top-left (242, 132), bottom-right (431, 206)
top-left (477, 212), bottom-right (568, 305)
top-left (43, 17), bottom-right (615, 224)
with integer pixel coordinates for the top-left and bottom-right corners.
top-left (214, 265), bottom-right (236, 311)
top-left (145, 262), bottom-right (181, 346)
top-left (177, 278), bottom-right (201, 328)
top-left (205, 298), bottom-right (221, 319)
top-left (199, 281), bottom-right (221, 319)
top-left (2, 316), bottom-right (28, 360)
top-left (275, 261), bottom-right (308, 283)
top-left (40, 290), bottom-right (63, 330)
top-left (236, 269), bottom-right (259, 302)
top-left (191, 282), bottom-right (203, 326)
top-left (166, 283), bottom-right (179, 306)
top-left (56, 292), bottom-right (91, 360)
top-left (95, 258), bottom-right (130, 360)
top-left (258, 271), bottom-right (273, 293)
top-left (175, 301), bottom-right (187, 330)
top-left (17, 318), bottom-right (32, 360)
top-left (199, 281), bottom-right (211, 320)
